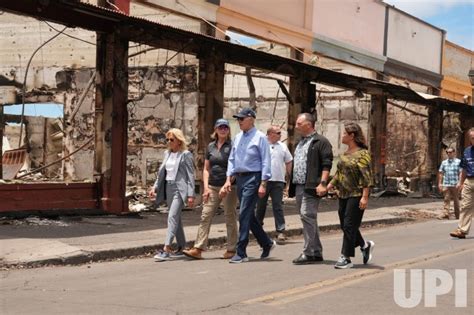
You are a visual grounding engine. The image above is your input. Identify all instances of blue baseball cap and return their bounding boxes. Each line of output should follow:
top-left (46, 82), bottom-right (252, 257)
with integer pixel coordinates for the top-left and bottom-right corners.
top-left (214, 118), bottom-right (230, 128)
top-left (232, 107), bottom-right (256, 119)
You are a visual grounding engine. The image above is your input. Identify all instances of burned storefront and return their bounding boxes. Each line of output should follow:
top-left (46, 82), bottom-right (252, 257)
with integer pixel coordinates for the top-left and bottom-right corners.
top-left (0, 0), bottom-right (472, 214)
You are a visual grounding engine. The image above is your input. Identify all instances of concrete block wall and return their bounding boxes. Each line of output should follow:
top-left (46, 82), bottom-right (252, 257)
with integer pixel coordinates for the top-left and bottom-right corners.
top-left (127, 65), bottom-right (199, 187)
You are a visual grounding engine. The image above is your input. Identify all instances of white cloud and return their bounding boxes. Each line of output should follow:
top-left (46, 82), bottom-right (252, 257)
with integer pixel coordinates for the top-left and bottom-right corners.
top-left (384, 0), bottom-right (472, 18)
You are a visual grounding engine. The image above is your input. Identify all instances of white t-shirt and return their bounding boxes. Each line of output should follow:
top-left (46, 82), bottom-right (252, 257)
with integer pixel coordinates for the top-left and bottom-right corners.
top-left (165, 152), bottom-right (180, 181)
top-left (269, 141), bottom-right (293, 183)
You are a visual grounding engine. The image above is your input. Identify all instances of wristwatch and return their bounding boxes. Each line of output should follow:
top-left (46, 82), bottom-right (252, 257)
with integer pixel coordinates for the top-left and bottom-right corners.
top-left (320, 180), bottom-right (327, 186)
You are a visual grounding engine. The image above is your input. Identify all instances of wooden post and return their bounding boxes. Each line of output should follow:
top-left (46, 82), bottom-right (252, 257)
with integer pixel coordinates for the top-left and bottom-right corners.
top-left (0, 104), bottom-right (3, 179)
top-left (425, 107), bottom-right (443, 194)
top-left (369, 95), bottom-right (387, 190)
top-left (197, 49), bottom-right (225, 177)
top-left (301, 79), bottom-right (316, 116)
top-left (94, 30), bottom-right (129, 213)
top-left (287, 49), bottom-right (304, 153)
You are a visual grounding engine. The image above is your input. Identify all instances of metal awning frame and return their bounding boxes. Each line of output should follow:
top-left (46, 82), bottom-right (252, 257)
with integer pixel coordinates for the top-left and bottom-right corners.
top-left (0, 0), bottom-right (471, 213)
top-left (0, 0), bottom-right (471, 114)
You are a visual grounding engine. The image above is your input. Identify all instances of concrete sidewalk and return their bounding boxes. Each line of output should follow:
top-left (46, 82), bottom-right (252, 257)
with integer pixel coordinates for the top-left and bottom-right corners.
top-left (0, 198), bottom-right (444, 268)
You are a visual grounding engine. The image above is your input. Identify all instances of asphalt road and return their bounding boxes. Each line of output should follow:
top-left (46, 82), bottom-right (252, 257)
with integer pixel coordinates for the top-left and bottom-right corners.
top-left (1, 220), bottom-right (472, 314)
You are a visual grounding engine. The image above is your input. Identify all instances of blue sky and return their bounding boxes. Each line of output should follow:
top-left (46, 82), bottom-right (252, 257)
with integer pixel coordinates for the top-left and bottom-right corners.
top-left (385, 0), bottom-right (473, 50)
top-left (4, 103), bottom-right (63, 119)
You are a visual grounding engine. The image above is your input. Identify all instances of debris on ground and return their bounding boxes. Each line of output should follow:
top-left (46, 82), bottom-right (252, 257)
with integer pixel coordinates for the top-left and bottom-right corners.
top-left (394, 209), bottom-right (438, 220)
top-left (127, 186), bottom-right (156, 212)
top-left (0, 216), bottom-right (70, 226)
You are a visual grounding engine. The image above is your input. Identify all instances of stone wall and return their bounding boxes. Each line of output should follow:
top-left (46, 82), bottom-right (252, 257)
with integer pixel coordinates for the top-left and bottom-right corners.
top-left (127, 65), bottom-right (199, 186)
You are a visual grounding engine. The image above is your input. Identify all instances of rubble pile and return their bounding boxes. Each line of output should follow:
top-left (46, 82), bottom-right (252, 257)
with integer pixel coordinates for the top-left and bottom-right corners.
top-left (126, 187), bottom-right (156, 212)
top-left (0, 216), bottom-right (70, 226)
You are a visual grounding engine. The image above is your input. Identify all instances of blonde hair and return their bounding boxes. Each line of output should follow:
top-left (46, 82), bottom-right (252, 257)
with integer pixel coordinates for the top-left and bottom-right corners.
top-left (210, 128), bottom-right (232, 141)
top-left (166, 128), bottom-right (187, 151)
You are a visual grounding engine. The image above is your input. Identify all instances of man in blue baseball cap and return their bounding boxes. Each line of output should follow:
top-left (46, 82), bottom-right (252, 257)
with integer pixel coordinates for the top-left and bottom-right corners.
top-left (221, 107), bottom-right (275, 263)
top-left (232, 107), bottom-right (256, 119)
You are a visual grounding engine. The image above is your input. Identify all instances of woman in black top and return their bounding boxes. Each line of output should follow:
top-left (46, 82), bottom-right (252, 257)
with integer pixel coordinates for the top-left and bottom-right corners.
top-left (183, 119), bottom-right (238, 260)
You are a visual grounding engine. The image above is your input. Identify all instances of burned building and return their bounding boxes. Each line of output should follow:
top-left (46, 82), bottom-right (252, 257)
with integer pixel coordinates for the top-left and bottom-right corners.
top-left (0, 0), bottom-right (472, 214)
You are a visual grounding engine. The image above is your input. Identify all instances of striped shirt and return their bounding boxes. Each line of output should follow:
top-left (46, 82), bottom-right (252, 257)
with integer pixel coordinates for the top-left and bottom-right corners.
top-left (439, 158), bottom-right (461, 187)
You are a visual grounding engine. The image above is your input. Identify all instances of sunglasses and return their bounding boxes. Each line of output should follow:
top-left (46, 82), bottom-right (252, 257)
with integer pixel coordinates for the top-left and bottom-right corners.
top-left (217, 125), bottom-right (229, 130)
top-left (166, 138), bottom-right (175, 143)
top-left (274, 131), bottom-right (281, 135)
top-left (446, 151), bottom-right (454, 153)
top-left (237, 117), bottom-right (248, 121)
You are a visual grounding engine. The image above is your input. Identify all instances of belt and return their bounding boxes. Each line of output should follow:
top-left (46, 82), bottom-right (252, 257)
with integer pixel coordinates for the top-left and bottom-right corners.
top-left (235, 171), bottom-right (260, 176)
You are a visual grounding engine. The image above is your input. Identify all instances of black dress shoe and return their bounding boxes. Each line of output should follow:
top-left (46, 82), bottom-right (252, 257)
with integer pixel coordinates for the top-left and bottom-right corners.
top-left (292, 253), bottom-right (324, 264)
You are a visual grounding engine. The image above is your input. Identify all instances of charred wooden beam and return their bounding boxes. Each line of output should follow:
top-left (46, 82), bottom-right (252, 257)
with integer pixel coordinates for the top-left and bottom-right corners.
top-left (425, 107), bottom-right (443, 195)
top-left (370, 95), bottom-right (387, 190)
top-left (246, 67), bottom-right (256, 109)
top-left (197, 49), bottom-right (225, 178)
top-left (287, 49), bottom-right (303, 153)
top-left (0, 0), bottom-right (470, 114)
top-left (94, 30), bottom-right (129, 213)
top-left (0, 105), bottom-right (3, 179)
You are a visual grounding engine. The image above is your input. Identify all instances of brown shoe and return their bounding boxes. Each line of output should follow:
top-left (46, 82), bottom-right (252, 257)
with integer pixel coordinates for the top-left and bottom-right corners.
top-left (437, 214), bottom-right (449, 220)
top-left (183, 247), bottom-right (203, 259)
top-left (276, 232), bottom-right (286, 244)
top-left (449, 229), bottom-right (466, 239)
top-left (221, 250), bottom-right (236, 259)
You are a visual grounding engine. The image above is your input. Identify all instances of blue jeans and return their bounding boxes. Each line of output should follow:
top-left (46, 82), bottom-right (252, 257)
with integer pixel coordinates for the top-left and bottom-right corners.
top-left (236, 172), bottom-right (273, 258)
top-left (256, 181), bottom-right (286, 232)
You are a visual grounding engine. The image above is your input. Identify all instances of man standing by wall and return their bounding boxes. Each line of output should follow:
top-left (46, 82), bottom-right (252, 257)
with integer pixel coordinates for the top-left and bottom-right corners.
top-left (221, 108), bottom-right (276, 263)
top-left (450, 128), bottom-right (474, 239)
top-left (256, 125), bottom-right (293, 244)
top-left (289, 113), bottom-right (333, 264)
top-left (437, 147), bottom-right (461, 220)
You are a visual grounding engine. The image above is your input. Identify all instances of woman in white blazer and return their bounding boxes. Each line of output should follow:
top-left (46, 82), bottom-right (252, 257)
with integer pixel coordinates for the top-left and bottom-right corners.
top-left (149, 128), bottom-right (195, 261)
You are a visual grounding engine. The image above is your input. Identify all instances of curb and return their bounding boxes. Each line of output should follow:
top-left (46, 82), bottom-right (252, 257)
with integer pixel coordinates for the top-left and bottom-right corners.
top-left (1, 216), bottom-right (414, 269)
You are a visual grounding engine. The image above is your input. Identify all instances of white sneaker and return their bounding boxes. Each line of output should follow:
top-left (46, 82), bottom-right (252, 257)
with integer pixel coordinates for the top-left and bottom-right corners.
top-left (334, 255), bottom-right (353, 269)
top-left (361, 241), bottom-right (375, 264)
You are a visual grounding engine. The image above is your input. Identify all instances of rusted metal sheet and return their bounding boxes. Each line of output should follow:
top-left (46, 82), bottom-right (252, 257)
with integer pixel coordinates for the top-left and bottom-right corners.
top-left (0, 183), bottom-right (99, 212)
top-left (2, 148), bottom-right (27, 180)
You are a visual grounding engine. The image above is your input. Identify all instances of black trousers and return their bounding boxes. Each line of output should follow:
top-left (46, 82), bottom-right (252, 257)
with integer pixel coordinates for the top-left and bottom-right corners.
top-left (338, 197), bottom-right (366, 257)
